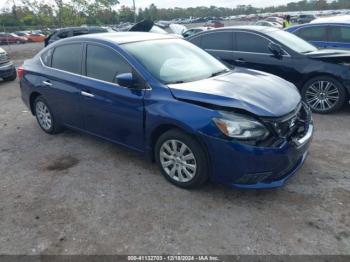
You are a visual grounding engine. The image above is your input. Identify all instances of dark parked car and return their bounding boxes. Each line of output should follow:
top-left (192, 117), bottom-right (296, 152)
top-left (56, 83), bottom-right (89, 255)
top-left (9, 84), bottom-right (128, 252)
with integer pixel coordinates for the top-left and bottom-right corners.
top-left (286, 22), bottom-right (350, 49)
top-left (19, 32), bottom-right (313, 189)
top-left (188, 26), bottom-right (350, 113)
top-left (44, 26), bottom-right (113, 46)
top-left (0, 47), bottom-right (16, 81)
top-left (0, 33), bottom-right (27, 44)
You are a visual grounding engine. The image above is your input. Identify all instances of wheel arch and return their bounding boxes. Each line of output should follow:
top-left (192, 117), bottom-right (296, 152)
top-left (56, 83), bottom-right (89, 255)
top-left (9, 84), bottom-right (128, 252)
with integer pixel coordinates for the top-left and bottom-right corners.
top-left (148, 123), bottom-right (210, 167)
top-left (29, 91), bottom-right (42, 115)
top-left (301, 73), bottom-right (348, 95)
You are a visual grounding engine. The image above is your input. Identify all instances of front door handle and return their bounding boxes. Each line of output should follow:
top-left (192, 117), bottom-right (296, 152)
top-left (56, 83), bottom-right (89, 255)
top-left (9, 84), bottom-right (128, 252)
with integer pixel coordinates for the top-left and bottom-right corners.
top-left (81, 91), bottom-right (95, 98)
top-left (42, 80), bottom-right (52, 86)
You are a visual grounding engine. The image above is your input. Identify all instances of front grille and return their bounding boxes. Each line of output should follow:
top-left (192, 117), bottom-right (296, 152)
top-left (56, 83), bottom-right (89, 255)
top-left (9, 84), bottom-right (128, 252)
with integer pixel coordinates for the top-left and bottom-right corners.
top-left (260, 103), bottom-right (311, 147)
top-left (0, 52), bottom-right (9, 64)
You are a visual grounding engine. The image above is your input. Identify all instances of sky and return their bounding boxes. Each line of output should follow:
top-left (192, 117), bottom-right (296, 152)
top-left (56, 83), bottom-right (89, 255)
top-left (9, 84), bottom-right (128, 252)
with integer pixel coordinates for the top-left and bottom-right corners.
top-left (117, 0), bottom-right (304, 9)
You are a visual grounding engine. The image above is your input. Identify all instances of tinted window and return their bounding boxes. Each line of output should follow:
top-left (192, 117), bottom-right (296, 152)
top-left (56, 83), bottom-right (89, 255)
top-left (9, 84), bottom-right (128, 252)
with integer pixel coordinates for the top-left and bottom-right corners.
top-left (189, 36), bottom-right (201, 46)
top-left (41, 48), bottom-right (54, 66)
top-left (86, 44), bottom-right (131, 83)
top-left (73, 29), bottom-right (88, 36)
top-left (201, 32), bottom-right (233, 51)
top-left (88, 28), bottom-right (108, 33)
top-left (329, 26), bottom-right (350, 42)
top-left (52, 44), bottom-right (82, 74)
top-left (58, 31), bottom-right (69, 39)
top-left (295, 26), bottom-right (327, 41)
top-left (236, 32), bottom-right (271, 53)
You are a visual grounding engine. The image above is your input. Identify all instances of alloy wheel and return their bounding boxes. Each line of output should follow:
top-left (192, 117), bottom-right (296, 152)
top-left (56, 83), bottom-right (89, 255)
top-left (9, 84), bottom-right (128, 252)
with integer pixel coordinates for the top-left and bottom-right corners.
top-left (35, 101), bottom-right (52, 131)
top-left (159, 139), bottom-right (197, 183)
top-left (305, 80), bottom-right (339, 112)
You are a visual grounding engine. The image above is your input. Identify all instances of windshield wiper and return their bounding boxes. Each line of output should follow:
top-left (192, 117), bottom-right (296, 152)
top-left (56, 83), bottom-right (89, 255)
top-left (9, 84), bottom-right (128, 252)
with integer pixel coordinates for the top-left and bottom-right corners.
top-left (301, 50), bottom-right (314, 54)
top-left (165, 80), bottom-right (185, 84)
top-left (211, 69), bottom-right (230, 77)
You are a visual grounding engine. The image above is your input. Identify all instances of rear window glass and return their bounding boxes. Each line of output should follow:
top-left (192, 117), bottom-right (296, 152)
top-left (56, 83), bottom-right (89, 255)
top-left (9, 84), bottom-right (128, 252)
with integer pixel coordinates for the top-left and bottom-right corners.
top-left (329, 26), bottom-right (350, 42)
top-left (201, 32), bottom-right (233, 51)
top-left (52, 44), bottom-right (82, 74)
top-left (41, 48), bottom-right (54, 66)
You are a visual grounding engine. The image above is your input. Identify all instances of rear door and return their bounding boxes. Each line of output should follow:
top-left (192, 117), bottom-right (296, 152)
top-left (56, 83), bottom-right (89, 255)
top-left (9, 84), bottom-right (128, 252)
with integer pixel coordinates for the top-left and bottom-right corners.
top-left (232, 31), bottom-right (298, 83)
top-left (40, 43), bottom-right (85, 128)
top-left (328, 25), bottom-right (350, 49)
top-left (200, 31), bottom-right (234, 63)
top-left (79, 43), bottom-right (145, 151)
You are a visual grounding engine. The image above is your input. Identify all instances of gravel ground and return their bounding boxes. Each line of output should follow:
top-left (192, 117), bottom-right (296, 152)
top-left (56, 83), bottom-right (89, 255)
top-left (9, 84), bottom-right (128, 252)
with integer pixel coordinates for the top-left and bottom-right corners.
top-left (0, 43), bottom-right (349, 255)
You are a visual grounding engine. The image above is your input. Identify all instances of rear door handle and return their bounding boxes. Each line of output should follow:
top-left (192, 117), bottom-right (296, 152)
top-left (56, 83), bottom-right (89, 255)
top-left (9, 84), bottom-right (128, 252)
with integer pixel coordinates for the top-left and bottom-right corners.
top-left (81, 91), bottom-right (95, 98)
top-left (235, 58), bottom-right (246, 63)
top-left (42, 80), bottom-right (52, 86)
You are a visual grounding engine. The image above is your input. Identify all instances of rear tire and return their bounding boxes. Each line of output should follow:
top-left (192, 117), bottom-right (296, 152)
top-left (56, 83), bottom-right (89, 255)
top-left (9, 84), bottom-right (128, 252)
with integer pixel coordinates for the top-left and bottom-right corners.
top-left (33, 96), bottom-right (63, 134)
top-left (302, 76), bottom-right (346, 114)
top-left (155, 129), bottom-right (209, 189)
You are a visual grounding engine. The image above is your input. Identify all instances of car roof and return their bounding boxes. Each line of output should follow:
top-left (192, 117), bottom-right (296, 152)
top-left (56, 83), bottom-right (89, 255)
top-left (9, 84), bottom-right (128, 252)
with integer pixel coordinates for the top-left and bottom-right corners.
top-left (311, 15), bottom-right (350, 24)
top-left (65, 32), bottom-right (177, 45)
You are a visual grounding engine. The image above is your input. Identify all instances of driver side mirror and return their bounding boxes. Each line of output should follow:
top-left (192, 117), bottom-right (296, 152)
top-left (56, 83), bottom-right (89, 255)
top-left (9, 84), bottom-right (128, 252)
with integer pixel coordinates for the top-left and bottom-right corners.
top-left (115, 73), bottom-right (135, 88)
top-left (268, 42), bottom-right (284, 57)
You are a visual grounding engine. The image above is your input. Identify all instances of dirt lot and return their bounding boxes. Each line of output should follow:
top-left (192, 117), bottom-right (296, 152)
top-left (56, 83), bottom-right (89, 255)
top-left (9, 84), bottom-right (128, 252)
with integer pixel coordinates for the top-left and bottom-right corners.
top-left (0, 43), bottom-right (349, 255)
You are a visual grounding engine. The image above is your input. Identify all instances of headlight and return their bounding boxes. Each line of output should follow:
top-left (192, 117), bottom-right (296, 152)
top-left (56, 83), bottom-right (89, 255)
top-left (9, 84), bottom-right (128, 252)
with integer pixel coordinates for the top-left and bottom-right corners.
top-left (213, 112), bottom-right (269, 140)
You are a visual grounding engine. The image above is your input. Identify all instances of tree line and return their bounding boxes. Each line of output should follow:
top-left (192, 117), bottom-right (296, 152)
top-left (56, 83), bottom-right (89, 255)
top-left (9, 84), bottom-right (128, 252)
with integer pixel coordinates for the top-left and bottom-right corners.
top-left (0, 0), bottom-right (349, 29)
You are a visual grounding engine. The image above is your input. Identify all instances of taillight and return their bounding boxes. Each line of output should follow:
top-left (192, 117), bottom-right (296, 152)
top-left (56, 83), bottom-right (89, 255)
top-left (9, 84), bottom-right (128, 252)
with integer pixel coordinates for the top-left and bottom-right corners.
top-left (17, 66), bottom-right (24, 80)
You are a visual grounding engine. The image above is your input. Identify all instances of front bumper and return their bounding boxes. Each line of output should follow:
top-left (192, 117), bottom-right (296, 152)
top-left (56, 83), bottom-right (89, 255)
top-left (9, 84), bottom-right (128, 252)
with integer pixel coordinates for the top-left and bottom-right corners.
top-left (200, 123), bottom-right (313, 189)
top-left (0, 61), bottom-right (16, 78)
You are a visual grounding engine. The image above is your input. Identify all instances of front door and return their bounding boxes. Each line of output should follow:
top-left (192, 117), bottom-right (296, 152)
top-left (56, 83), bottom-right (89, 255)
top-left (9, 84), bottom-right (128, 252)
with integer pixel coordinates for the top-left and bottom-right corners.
top-left (79, 43), bottom-right (145, 151)
top-left (231, 31), bottom-right (299, 84)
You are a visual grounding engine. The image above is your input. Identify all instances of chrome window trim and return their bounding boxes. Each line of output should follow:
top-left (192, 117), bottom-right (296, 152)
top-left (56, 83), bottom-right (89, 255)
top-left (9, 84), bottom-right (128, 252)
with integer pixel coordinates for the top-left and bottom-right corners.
top-left (39, 41), bottom-right (151, 90)
top-left (197, 30), bottom-right (291, 57)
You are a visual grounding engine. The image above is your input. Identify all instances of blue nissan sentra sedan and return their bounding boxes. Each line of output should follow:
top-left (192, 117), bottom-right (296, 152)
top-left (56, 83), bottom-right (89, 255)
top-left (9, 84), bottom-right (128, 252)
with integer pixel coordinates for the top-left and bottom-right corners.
top-left (19, 32), bottom-right (313, 189)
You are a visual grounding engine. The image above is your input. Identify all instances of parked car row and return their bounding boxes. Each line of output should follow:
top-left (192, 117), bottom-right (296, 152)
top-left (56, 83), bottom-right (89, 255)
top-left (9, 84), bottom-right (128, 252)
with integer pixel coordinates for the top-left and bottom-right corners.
top-left (0, 47), bottom-right (16, 81)
top-left (0, 33), bottom-right (27, 44)
top-left (44, 26), bottom-right (114, 46)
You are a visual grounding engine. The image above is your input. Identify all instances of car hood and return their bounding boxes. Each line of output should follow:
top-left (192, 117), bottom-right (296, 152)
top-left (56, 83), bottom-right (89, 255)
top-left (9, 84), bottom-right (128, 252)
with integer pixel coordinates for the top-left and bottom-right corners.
top-left (306, 49), bottom-right (350, 61)
top-left (168, 67), bottom-right (301, 117)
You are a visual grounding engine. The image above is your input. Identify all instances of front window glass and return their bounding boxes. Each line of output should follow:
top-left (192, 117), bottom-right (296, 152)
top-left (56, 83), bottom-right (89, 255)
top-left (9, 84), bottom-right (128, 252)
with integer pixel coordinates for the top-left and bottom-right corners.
top-left (122, 39), bottom-right (228, 84)
top-left (269, 29), bottom-right (318, 53)
top-left (236, 32), bottom-right (271, 53)
top-left (86, 44), bottom-right (131, 83)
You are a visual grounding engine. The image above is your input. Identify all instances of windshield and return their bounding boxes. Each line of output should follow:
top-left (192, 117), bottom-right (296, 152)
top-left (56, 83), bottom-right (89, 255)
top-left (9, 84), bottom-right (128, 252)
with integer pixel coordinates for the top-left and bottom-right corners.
top-left (269, 29), bottom-right (318, 53)
top-left (122, 39), bottom-right (228, 84)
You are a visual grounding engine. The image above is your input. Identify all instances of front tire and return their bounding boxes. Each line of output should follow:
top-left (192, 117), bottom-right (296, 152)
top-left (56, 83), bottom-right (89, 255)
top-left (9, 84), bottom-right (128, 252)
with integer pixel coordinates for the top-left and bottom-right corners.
top-left (155, 129), bottom-right (209, 189)
top-left (302, 76), bottom-right (347, 114)
top-left (34, 96), bottom-right (63, 134)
